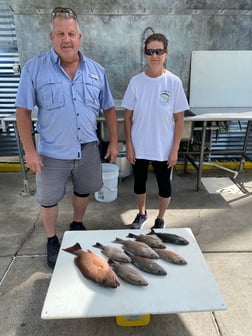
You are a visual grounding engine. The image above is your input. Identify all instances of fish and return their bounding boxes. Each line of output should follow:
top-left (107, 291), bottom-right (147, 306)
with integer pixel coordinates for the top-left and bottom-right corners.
top-left (154, 248), bottom-right (187, 265)
top-left (63, 243), bottom-right (120, 288)
top-left (108, 259), bottom-right (148, 286)
top-left (148, 228), bottom-right (189, 245)
top-left (127, 232), bottom-right (166, 249)
top-left (92, 242), bottom-right (132, 263)
top-left (112, 237), bottom-right (159, 259)
top-left (125, 250), bottom-right (167, 276)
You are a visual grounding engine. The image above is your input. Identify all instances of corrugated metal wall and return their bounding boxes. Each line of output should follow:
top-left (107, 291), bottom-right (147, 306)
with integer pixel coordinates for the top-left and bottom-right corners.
top-left (0, 0), bottom-right (20, 156)
top-left (210, 121), bottom-right (252, 160)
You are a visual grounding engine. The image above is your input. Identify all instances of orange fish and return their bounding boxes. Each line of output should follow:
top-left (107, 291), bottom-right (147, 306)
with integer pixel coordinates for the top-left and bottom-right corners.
top-left (63, 243), bottom-right (120, 288)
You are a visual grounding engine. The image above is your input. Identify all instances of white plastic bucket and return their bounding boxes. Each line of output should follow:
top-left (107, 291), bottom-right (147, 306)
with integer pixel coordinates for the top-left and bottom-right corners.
top-left (95, 163), bottom-right (119, 202)
top-left (115, 152), bottom-right (132, 178)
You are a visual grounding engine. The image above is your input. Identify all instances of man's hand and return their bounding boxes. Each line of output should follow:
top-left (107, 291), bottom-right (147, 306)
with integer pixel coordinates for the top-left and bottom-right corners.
top-left (25, 150), bottom-right (43, 173)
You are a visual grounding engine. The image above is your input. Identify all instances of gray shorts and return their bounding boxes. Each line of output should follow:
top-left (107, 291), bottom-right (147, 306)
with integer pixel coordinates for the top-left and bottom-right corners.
top-left (36, 142), bottom-right (103, 206)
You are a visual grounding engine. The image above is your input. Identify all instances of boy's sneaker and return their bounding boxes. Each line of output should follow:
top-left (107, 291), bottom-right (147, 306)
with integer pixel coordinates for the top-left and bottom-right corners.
top-left (69, 221), bottom-right (87, 231)
top-left (153, 218), bottom-right (165, 229)
top-left (47, 236), bottom-right (60, 269)
top-left (130, 212), bottom-right (148, 229)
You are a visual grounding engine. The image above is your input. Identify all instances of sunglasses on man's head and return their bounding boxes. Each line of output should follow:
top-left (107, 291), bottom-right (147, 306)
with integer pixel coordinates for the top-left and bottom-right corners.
top-left (145, 49), bottom-right (167, 56)
top-left (51, 7), bottom-right (78, 19)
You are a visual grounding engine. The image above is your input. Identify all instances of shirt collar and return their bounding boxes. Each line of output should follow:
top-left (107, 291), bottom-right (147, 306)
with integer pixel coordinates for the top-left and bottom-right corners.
top-left (50, 48), bottom-right (85, 65)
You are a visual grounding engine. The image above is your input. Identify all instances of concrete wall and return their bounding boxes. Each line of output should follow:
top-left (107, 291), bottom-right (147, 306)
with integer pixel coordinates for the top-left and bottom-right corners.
top-left (10, 0), bottom-right (252, 99)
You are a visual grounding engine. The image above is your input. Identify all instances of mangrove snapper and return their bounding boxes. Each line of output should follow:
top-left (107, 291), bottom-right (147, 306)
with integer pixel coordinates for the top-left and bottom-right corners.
top-left (112, 237), bottom-right (159, 259)
top-left (127, 232), bottom-right (166, 249)
top-left (108, 259), bottom-right (148, 286)
top-left (154, 248), bottom-right (187, 265)
top-left (125, 250), bottom-right (167, 276)
top-left (93, 242), bottom-right (132, 263)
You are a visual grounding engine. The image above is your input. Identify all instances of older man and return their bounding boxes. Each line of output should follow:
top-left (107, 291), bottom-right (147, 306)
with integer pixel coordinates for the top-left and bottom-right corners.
top-left (16, 7), bottom-right (118, 268)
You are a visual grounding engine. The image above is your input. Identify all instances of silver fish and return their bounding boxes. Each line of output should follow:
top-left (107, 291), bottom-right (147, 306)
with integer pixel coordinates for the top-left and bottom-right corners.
top-left (112, 237), bottom-right (159, 259)
top-left (108, 259), bottom-right (148, 286)
top-left (127, 232), bottom-right (166, 249)
top-left (154, 248), bottom-right (187, 265)
top-left (93, 242), bottom-right (132, 263)
top-left (125, 250), bottom-right (167, 276)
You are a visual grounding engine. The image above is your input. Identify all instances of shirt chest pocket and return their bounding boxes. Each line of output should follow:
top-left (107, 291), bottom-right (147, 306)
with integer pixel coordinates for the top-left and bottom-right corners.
top-left (83, 79), bottom-right (102, 111)
top-left (37, 80), bottom-right (65, 110)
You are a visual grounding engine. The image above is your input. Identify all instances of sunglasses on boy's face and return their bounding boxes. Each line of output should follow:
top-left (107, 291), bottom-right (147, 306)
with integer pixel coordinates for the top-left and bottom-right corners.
top-left (51, 7), bottom-right (78, 19)
top-left (145, 49), bottom-right (167, 56)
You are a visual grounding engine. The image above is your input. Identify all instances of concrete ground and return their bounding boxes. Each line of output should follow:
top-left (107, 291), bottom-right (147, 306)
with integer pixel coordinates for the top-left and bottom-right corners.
top-left (0, 167), bottom-right (252, 336)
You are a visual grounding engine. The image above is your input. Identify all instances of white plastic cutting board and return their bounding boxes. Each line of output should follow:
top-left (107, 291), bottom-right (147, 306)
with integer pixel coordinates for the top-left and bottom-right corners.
top-left (41, 228), bottom-right (227, 319)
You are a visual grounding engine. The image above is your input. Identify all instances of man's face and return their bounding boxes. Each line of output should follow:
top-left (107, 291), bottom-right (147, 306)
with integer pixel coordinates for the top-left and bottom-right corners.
top-left (50, 17), bottom-right (82, 63)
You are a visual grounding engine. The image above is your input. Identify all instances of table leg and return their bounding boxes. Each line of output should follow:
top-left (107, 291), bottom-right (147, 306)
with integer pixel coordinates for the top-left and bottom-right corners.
top-left (197, 121), bottom-right (207, 191)
top-left (239, 120), bottom-right (251, 171)
top-left (13, 123), bottom-right (30, 196)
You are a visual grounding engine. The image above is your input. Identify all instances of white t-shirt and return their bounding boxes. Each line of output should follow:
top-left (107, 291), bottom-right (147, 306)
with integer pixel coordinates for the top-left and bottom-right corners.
top-left (121, 70), bottom-right (190, 161)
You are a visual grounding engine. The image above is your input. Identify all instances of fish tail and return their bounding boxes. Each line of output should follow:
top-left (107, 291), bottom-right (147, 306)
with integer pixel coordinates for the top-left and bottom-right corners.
top-left (127, 233), bottom-right (137, 238)
top-left (112, 237), bottom-right (123, 244)
top-left (92, 242), bottom-right (103, 249)
top-left (147, 229), bottom-right (155, 235)
top-left (63, 242), bottom-right (82, 255)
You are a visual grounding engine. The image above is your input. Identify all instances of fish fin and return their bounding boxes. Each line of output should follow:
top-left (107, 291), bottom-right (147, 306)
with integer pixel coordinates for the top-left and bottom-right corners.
top-left (63, 243), bottom-right (82, 255)
top-left (112, 237), bottom-right (122, 244)
top-left (127, 233), bottom-right (137, 238)
top-left (108, 258), bottom-right (116, 265)
top-left (92, 242), bottom-right (103, 248)
top-left (124, 249), bottom-right (134, 258)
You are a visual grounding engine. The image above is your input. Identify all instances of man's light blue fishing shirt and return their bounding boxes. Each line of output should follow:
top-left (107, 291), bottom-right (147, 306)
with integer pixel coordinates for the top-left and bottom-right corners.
top-left (15, 48), bottom-right (114, 159)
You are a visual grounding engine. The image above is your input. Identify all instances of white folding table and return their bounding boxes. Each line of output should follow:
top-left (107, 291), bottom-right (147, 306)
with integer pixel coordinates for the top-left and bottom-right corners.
top-left (41, 228), bottom-right (227, 320)
top-left (186, 51), bottom-right (252, 190)
top-left (185, 109), bottom-right (252, 190)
